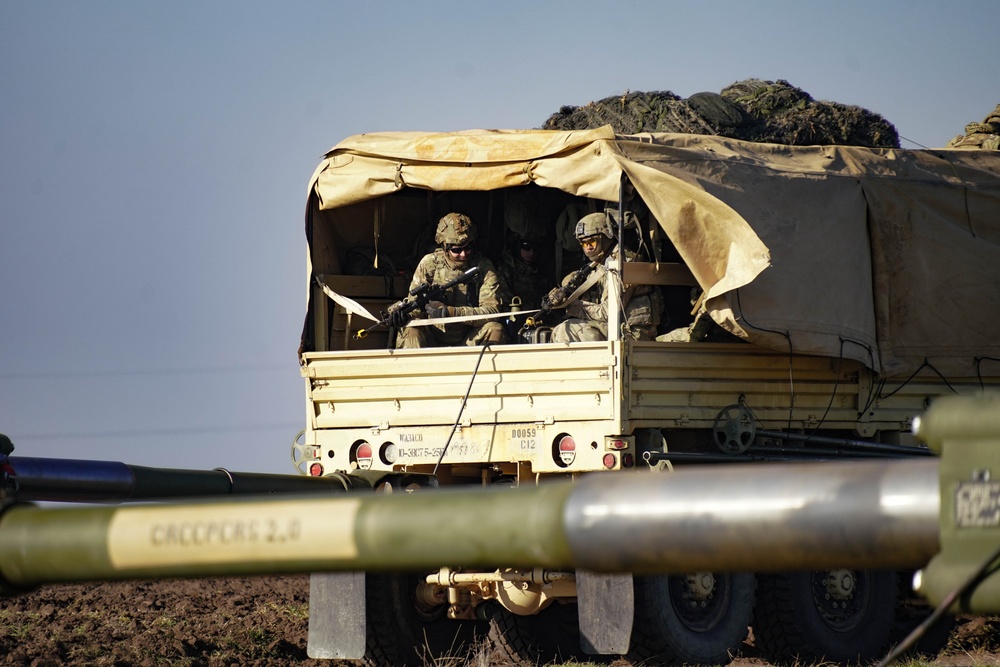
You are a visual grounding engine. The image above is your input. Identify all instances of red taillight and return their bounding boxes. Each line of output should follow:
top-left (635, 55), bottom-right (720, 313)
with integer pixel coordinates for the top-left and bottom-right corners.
top-left (355, 442), bottom-right (373, 470)
top-left (622, 453), bottom-right (635, 468)
top-left (609, 439), bottom-right (628, 450)
top-left (309, 462), bottom-right (324, 477)
top-left (558, 435), bottom-right (577, 466)
top-left (602, 453), bottom-right (617, 469)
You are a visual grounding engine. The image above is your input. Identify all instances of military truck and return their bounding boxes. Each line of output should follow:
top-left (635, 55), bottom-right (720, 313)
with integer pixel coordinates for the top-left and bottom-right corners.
top-left (294, 127), bottom-right (1000, 665)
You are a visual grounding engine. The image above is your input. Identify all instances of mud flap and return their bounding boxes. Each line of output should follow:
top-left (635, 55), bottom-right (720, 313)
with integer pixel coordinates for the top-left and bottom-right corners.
top-left (576, 570), bottom-right (633, 654)
top-left (306, 572), bottom-right (366, 659)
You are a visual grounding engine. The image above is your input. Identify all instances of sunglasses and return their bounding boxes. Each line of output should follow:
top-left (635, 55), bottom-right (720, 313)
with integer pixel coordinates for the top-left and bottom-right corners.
top-left (519, 241), bottom-right (535, 251)
top-left (446, 244), bottom-right (473, 256)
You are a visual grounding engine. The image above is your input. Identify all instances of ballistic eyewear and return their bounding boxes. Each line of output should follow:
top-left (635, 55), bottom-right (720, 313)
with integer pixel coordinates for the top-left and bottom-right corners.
top-left (446, 244), bottom-right (473, 256)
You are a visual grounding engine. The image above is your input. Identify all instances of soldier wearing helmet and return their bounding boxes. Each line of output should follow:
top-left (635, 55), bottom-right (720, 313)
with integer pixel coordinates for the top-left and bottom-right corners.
top-left (546, 211), bottom-right (660, 343)
top-left (392, 213), bottom-right (507, 348)
top-left (574, 212), bottom-right (616, 263)
top-left (497, 231), bottom-right (553, 311)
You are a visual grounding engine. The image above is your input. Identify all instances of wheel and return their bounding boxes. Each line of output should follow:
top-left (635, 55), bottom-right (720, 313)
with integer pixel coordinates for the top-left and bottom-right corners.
top-left (712, 404), bottom-right (756, 454)
top-left (753, 569), bottom-right (897, 665)
top-left (629, 572), bottom-right (755, 665)
top-left (289, 429), bottom-right (309, 474)
top-left (363, 572), bottom-right (483, 667)
top-left (487, 601), bottom-right (584, 666)
top-left (487, 604), bottom-right (540, 666)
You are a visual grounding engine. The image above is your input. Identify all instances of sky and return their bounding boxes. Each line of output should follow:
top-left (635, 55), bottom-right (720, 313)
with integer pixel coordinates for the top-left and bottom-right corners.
top-left (1, 0), bottom-right (997, 476)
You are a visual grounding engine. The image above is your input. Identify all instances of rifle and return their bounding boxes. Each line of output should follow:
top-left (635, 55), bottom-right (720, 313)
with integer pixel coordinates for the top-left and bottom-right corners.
top-left (522, 260), bottom-right (600, 331)
top-left (355, 267), bottom-right (481, 339)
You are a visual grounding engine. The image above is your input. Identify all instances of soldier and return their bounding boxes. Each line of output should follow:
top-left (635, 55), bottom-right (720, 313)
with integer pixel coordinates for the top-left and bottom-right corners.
top-left (391, 213), bottom-right (507, 348)
top-left (546, 212), bottom-right (660, 343)
top-left (497, 233), bottom-right (552, 311)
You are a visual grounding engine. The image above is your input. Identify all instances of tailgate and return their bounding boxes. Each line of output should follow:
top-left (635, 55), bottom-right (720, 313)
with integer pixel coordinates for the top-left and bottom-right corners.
top-left (302, 341), bottom-right (620, 430)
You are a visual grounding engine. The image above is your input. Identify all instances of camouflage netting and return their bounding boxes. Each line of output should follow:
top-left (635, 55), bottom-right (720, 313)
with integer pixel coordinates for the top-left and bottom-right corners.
top-left (542, 78), bottom-right (901, 148)
top-left (947, 104), bottom-right (1000, 150)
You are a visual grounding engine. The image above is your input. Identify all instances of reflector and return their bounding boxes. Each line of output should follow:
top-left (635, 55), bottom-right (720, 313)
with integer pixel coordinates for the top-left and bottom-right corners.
top-left (355, 443), bottom-right (373, 470)
top-left (558, 435), bottom-right (577, 467)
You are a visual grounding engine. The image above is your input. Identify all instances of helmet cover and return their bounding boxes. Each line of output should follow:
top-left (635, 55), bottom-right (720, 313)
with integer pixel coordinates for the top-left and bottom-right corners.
top-left (574, 212), bottom-right (613, 240)
top-left (435, 212), bottom-right (477, 245)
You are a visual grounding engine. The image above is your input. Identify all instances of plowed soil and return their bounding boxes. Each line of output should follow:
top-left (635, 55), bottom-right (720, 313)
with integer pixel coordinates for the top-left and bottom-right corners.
top-left (1, 575), bottom-right (998, 666)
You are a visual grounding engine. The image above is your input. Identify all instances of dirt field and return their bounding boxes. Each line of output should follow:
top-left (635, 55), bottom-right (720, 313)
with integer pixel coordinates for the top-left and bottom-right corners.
top-left (2, 575), bottom-right (999, 667)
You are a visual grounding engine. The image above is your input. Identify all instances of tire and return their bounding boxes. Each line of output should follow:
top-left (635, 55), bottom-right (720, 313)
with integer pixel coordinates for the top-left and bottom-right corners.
top-left (487, 601), bottom-right (585, 666)
top-left (363, 572), bottom-right (483, 667)
top-left (629, 572), bottom-right (755, 665)
top-left (753, 569), bottom-right (897, 665)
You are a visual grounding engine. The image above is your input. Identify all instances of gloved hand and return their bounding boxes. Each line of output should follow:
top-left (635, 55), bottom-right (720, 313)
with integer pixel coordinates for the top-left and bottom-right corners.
top-left (425, 300), bottom-right (454, 320)
top-left (542, 286), bottom-right (567, 310)
top-left (387, 307), bottom-right (409, 329)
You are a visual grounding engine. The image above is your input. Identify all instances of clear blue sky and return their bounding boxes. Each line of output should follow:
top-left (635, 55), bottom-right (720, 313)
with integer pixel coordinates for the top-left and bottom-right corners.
top-left (1, 0), bottom-right (997, 474)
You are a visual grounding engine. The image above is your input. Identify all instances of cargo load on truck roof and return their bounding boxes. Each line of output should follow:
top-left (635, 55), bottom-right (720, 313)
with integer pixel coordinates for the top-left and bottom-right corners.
top-left (306, 127), bottom-right (1000, 378)
top-left (541, 79), bottom-right (902, 148)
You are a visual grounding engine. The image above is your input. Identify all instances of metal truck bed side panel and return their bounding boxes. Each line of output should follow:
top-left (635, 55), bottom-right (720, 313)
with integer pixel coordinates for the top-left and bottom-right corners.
top-left (624, 341), bottom-right (992, 434)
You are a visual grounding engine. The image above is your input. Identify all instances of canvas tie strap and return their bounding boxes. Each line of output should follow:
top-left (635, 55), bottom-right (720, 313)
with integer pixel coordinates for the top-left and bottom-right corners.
top-left (560, 265), bottom-right (605, 307)
top-left (407, 308), bottom-right (541, 327)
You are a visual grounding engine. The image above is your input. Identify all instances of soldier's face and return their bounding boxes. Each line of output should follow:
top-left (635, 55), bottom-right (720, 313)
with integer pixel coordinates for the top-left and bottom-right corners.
top-left (580, 235), bottom-right (607, 261)
top-left (446, 243), bottom-right (473, 266)
top-left (519, 241), bottom-right (536, 263)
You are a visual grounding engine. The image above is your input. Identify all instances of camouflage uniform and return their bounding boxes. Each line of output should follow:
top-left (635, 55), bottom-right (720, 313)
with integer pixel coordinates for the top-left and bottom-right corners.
top-left (550, 246), bottom-right (660, 343)
top-left (658, 291), bottom-right (742, 343)
top-left (545, 212), bottom-right (660, 343)
top-left (658, 309), bottom-right (723, 342)
top-left (497, 248), bottom-right (552, 311)
top-left (396, 213), bottom-right (506, 348)
top-left (947, 105), bottom-right (1000, 151)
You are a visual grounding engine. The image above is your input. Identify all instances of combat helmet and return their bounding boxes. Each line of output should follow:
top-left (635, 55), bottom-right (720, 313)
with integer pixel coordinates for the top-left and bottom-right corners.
top-left (435, 213), bottom-right (477, 246)
top-left (574, 212), bottom-right (614, 240)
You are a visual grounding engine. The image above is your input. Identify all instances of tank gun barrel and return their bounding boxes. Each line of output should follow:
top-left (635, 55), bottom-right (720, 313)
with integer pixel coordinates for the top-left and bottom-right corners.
top-left (0, 458), bottom-right (939, 593)
top-left (2, 456), bottom-right (357, 502)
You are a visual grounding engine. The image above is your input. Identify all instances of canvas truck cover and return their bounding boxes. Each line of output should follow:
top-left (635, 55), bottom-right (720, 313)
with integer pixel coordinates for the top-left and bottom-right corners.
top-left (306, 127), bottom-right (1000, 378)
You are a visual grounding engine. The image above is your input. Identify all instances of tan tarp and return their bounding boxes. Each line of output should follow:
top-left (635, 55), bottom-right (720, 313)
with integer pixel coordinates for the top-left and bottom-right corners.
top-left (308, 128), bottom-right (770, 318)
top-left (308, 128), bottom-right (1000, 378)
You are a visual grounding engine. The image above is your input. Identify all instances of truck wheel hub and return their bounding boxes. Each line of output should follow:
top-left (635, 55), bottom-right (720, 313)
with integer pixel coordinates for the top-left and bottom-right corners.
top-left (685, 572), bottom-right (716, 600)
top-left (826, 569), bottom-right (856, 600)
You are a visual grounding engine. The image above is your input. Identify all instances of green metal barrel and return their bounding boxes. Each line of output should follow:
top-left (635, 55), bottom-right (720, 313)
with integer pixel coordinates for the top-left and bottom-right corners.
top-left (0, 458), bottom-right (939, 594)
